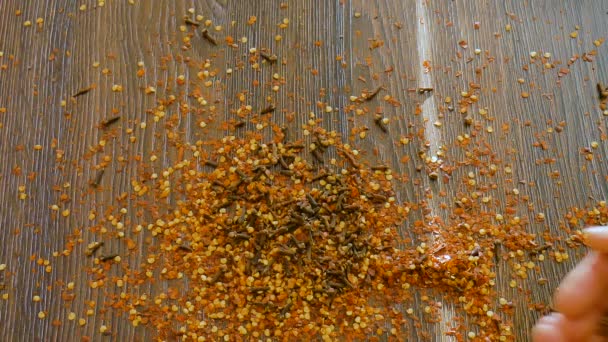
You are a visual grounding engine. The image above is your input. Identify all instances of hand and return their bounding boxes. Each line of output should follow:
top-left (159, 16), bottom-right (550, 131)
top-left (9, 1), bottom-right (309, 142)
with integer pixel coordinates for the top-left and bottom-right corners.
top-left (533, 226), bottom-right (608, 342)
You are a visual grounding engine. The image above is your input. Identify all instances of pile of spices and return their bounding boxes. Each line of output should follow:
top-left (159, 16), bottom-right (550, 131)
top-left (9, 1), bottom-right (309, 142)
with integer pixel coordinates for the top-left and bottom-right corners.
top-left (71, 11), bottom-right (598, 341)
top-left (107, 132), bottom-right (418, 340)
top-left (2, 4), bottom-right (605, 342)
top-left (82, 124), bottom-right (554, 341)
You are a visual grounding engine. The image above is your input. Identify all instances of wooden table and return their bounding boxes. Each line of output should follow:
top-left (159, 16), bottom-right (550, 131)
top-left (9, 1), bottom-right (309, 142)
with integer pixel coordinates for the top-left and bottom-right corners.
top-left (1, 1), bottom-right (607, 341)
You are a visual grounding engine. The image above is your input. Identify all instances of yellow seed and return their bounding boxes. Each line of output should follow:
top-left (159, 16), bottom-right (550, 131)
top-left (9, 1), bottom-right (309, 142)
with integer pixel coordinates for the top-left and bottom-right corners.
top-left (68, 312), bottom-right (76, 320)
top-left (62, 209), bottom-right (70, 217)
top-left (0, 264), bottom-right (5, 271)
top-left (24, 20), bottom-right (32, 27)
top-left (78, 318), bottom-right (86, 326)
top-left (570, 31), bottom-right (578, 38)
top-left (33, 295), bottom-right (41, 302)
top-left (38, 311), bottom-right (46, 319)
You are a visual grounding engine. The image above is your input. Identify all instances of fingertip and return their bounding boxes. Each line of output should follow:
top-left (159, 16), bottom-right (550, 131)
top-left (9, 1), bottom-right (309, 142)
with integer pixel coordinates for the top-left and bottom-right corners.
top-left (584, 226), bottom-right (608, 252)
top-left (533, 314), bottom-right (565, 342)
top-left (554, 252), bottom-right (608, 318)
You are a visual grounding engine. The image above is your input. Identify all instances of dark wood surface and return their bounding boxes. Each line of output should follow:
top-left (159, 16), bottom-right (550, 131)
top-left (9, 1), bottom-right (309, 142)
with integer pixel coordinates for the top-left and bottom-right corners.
top-left (1, 1), bottom-right (607, 341)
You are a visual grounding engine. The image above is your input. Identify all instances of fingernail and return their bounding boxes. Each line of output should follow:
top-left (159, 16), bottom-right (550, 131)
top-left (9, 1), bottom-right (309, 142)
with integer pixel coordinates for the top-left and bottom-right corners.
top-left (584, 226), bottom-right (608, 235)
top-left (532, 323), bottom-right (565, 342)
top-left (583, 227), bottom-right (608, 252)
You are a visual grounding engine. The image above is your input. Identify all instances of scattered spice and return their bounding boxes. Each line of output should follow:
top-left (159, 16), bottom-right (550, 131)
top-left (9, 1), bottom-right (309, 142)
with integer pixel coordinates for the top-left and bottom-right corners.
top-left (201, 29), bottom-right (217, 46)
top-left (417, 87), bottom-right (434, 94)
top-left (374, 115), bottom-right (388, 133)
top-left (85, 242), bottom-right (104, 257)
top-left (91, 169), bottom-right (105, 188)
top-left (597, 83), bottom-right (608, 100)
top-left (5, 8), bottom-right (606, 342)
top-left (101, 116), bottom-right (120, 128)
top-left (99, 254), bottom-right (118, 262)
top-left (260, 51), bottom-right (278, 63)
top-left (204, 160), bottom-right (218, 168)
top-left (71, 86), bottom-right (93, 98)
top-left (260, 104), bottom-right (276, 114)
top-left (183, 17), bottom-right (200, 26)
top-left (362, 86), bottom-right (383, 101)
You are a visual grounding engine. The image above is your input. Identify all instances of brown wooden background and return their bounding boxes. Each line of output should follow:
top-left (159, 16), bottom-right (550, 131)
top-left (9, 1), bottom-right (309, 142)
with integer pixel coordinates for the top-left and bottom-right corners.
top-left (1, 0), bottom-right (607, 341)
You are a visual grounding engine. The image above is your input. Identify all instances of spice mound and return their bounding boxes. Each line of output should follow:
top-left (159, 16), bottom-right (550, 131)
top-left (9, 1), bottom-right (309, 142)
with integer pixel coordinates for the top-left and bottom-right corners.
top-left (121, 132), bottom-right (413, 340)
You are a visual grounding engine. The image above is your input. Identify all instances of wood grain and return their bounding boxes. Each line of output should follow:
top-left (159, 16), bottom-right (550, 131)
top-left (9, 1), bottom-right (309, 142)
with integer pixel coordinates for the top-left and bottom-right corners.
top-left (0, 1), bottom-right (607, 341)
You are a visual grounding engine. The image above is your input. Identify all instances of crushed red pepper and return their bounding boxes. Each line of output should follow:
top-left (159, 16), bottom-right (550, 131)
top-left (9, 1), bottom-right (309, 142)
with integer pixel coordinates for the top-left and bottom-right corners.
top-left (81, 109), bottom-right (560, 341)
top-left (1, 4), bottom-right (606, 342)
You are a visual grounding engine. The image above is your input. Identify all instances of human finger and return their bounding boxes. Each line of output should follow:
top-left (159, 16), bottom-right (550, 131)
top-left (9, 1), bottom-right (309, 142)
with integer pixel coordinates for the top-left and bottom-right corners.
top-left (532, 313), bottom-right (565, 342)
top-left (554, 252), bottom-right (608, 318)
top-left (584, 226), bottom-right (608, 253)
top-left (533, 312), bottom-right (600, 342)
